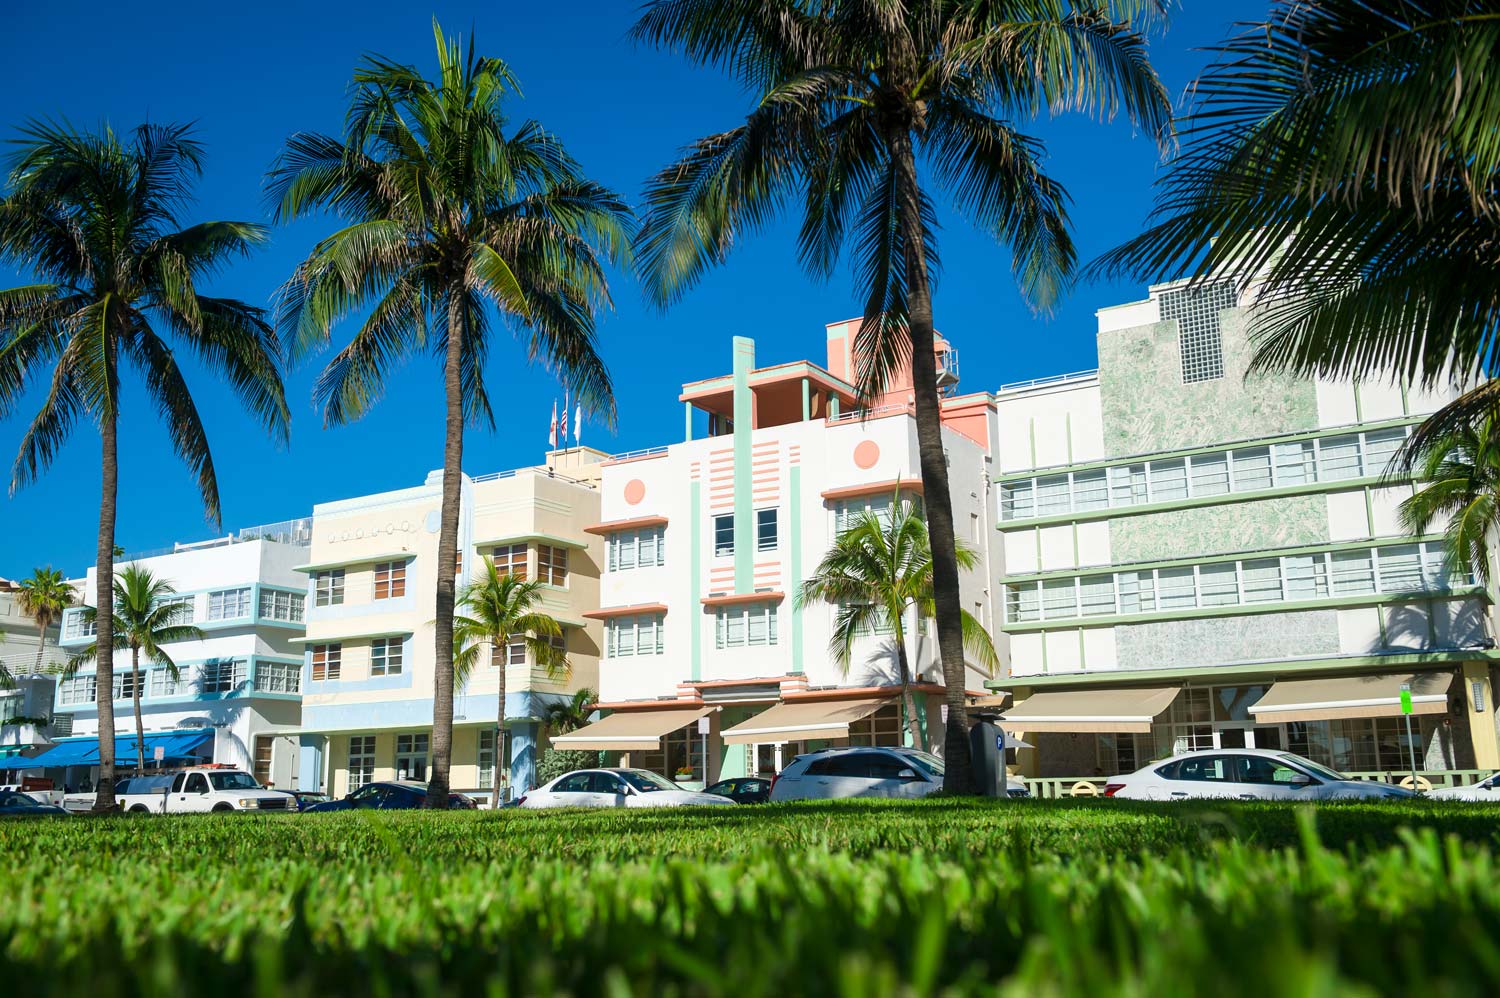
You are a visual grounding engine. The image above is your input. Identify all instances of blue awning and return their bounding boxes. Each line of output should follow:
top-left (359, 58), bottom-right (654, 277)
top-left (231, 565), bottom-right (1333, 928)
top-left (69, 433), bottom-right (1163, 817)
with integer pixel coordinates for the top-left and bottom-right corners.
top-left (0, 730), bottom-right (212, 770)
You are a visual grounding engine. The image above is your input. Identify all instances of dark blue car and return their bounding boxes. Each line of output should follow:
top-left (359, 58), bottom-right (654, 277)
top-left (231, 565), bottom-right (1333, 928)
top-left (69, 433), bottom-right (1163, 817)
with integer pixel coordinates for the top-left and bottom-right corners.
top-left (303, 781), bottom-right (477, 812)
top-left (0, 789), bottom-right (67, 817)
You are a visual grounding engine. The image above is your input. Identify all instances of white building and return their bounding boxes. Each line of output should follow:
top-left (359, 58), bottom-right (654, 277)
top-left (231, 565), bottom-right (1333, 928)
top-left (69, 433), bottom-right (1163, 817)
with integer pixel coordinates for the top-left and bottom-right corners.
top-left (0, 578), bottom-right (72, 765)
top-left (555, 326), bottom-right (1001, 782)
top-left (36, 521), bottom-right (310, 788)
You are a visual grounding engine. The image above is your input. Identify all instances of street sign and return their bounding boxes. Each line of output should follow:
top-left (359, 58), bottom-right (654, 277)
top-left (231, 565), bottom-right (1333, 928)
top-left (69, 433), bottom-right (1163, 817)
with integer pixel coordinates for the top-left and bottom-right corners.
top-left (1399, 689), bottom-right (1414, 714)
top-left (153, 746), bottom-right (164, 762)
top-left (940, 704), bottom-right (948, 723)
top-left (697, 716), bottom-right (711, 735)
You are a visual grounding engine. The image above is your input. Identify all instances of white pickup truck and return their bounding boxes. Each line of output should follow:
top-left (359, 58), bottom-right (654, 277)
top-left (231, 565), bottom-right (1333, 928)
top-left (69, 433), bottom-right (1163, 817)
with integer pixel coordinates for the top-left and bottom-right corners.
top-left (63, 766), bottom-right (296, 813)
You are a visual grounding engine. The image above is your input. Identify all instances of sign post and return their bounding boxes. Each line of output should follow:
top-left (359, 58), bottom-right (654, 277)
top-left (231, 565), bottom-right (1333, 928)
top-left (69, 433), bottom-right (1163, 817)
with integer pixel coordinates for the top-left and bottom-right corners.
top-left (697, 715), bottom-right (711, 785)
top-left (1399, 684), bottom-right (1418, 790)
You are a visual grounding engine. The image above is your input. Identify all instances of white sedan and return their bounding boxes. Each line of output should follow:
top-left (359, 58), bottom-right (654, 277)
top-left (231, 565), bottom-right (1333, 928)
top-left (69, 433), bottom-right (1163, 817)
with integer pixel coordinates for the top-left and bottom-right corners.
top-left (518, 768), bottom-right (735, 809)
top-left (1428, 771), bottom-right (1500, 801)
top-left (1105, 748), bottom-right (1417, 801)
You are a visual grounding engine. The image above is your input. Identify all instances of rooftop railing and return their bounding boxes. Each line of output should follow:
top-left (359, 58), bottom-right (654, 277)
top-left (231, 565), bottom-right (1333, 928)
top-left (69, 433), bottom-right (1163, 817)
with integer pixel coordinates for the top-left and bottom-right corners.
top-left (994, 369), bottom-right (1099, 395)
top-left (826, 402), bottom-right (914, 423)
top-left (605, 445), bottom-right (670, 462)
top-left (118, 518), bottom-right (313, 563)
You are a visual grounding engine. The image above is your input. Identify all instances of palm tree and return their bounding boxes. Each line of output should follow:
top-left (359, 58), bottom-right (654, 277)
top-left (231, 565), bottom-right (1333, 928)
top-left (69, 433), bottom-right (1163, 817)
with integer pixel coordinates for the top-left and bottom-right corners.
top-left (632, 0), bottom-right (1170, 790)
top-left (270, 22), bottom-right (631, 807)
top-left (1093, 0), bottom-right (1500, 445)
top-left (66, 566), bottom-right (204, 777)
top-left (453, 557), bottom-right (571, 808)
top-left (799, 498), bottom-right (997, 751)
top-left (14, 568), bottom-right (75, 677)
top-left (0, 123), bottom-right (289, 811)
top-left (544, 687), bottom-right (597, 734)
top-left (1394, 416), bottom-right (1500, 590)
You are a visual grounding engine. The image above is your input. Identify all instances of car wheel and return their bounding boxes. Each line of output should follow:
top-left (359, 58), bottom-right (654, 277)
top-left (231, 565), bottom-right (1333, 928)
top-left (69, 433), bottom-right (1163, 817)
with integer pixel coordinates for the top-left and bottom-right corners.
top-left (211, 803), bottom-right (235, 812)
top-left (129, 805), bottom-right (151, 814)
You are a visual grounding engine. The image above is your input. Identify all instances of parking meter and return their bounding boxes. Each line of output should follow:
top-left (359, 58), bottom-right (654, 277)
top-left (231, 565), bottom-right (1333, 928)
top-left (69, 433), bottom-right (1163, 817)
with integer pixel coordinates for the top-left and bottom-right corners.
top-left (968, 710), bottom-right (1008, 797)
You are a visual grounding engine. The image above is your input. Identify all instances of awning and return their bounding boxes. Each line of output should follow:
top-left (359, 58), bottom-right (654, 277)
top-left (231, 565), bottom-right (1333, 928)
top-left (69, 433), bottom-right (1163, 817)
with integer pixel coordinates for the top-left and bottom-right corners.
top-left (1248, 672), bottom-right (1453, 724)
top-left (550, 706), bottom-right (714, 752)
top-left (0, 730), bottom-right (212, 770)
top-left (721, 697), bottom-right (892, 745)
top-left (1000, 687), bottom-right (1181, 733)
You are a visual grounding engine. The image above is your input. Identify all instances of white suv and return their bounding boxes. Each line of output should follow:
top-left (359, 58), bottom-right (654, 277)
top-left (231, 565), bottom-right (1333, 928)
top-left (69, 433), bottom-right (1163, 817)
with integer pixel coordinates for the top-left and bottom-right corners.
top-left (769, 746), bottom-right (1029, 801)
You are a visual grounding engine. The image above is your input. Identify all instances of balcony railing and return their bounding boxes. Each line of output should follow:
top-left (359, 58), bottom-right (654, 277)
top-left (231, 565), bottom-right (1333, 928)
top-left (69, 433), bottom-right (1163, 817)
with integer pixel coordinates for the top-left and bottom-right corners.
top-left (119, 517), bottom-right (313, 562)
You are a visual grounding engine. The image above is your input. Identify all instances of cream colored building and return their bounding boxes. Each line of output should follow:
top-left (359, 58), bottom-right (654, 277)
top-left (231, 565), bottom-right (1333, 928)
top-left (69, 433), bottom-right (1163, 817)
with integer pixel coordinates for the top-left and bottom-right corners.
top-left (296, 449), bottom-right (605, 799)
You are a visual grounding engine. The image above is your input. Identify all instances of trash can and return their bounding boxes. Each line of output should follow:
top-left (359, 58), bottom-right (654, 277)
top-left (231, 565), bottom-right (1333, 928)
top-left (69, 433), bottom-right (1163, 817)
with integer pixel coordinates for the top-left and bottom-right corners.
top-left (968, 711), bottom-right (1008, 797)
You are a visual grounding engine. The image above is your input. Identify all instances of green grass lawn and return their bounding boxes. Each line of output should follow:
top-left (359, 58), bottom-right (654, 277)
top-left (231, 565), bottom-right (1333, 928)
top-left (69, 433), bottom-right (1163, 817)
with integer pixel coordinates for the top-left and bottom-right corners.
top-left (3, 799), bottom-right (1499, 996)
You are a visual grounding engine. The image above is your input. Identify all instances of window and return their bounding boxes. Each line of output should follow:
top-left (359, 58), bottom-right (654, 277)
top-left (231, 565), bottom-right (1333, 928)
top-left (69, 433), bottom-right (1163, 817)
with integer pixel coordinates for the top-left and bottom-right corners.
top-left (370, 637), bottom-right (403, 676)
top-left (259, 589), bottom-right (305, 623)
top-left (638, 726), bottom-right (703, 781)
top-left (478, 729), bottom-right (498, 789)
top-left (840, 601), bottom-right (895, 636)
top-left (1377, 544), bottom-right (1424, 593)
top-left (315, 570), bottom-right (345, 607)
top-left (715, 602), bottom-right (778, 649)
top-left (1040, 579), bottom-right (1078, 619)
top-left (1174, 755), bottom-right (1232, 782)
top-left (1187, 453), bottom-right (1230, 497)
top-left (713, 514), bottom-right (735, 556)
top-left (1079, 575), bottom-right (1116, 616)
top-left (206, 588), bottom-right (251, 621)
top-left (1116, 572), bottom-right (1155, 615)
top-left (1148, 459), bottom-right (1188, 502)
top-left (1283, 555), bottom-right (1329, 600)
top-left (149, 669), bottom-right (180, 697)
top-left (112, 670), bottom-right (144, 700)
top-left (546, 632), bottom-right (567, 661)
top-left (311, 643), bottom-right (342, 681)
top-left (374, 561), bottom-right (407, 600)
top-left (1072, 470), bottom-right (1109, 511)
top-left (834, 494), bottom-right (919, 535)
top-left (254, 735), bottom-right (274, 786)
top-left (1197, 563), bottom-right (1239, 607)
top-left (1005, 584), bottom-right (1041, 623)
top-left (395, 733), bottom-right (428, 781)
top-left (59, 675), bottom-right (96, 705)
top-left (1319, 434), bottom-right (1363, 481)
top-left (253, 660), bottom-right (301, 693)
top-left (155, 596), bottom-right (194, 623)
top-left (1330, 550), bottom-right (1375, 596)
top-left (1000, 480), bottom-right (1034, 520)
top-left (756, 508), bottom-right (778, 552)
top-left (1109, 464), bottom-right (1148, 506)
top-left (538, 545), bottom-right (568, 587)
top-left (1240, 559), bottom-right (1282, 603)
top-left (62, 611), bottom-right (96, 640)
top-left (1231, 447), bottom-right (1272, 491)
top-left (607, 614), bottom-right (665, 657)
top-left (496, 636), bottom-right (527, 668)
top-left (1362, 427), bottom-right (1407, 477)
top-left (1097, 733), bottom-right (1152, 776)
top-left (1162, 280), bottom-right (1235, 384)
top-left (348, 736), bottom-right (376, 790)
top-left (1035, 475), bottom-right (1071, 517)
top-left (846, 705), bottom-right (902, 747)
top-left (1273, 441), bottom-right (1316, 486)
top-left (493, 543), bottom-right (528, 579)
top-left (1156, 567), bottom-right (1196, 610)
top-left (608, 527), bottom-right (665, 571)
top-left (201, 659), bottom-right (247, 694)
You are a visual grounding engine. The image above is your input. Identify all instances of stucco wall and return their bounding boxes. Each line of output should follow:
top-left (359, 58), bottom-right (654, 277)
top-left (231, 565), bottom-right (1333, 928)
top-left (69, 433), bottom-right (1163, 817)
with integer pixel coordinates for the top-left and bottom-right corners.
top-left (1113, 610), bottom-right (1341, 670)
top-left (1108, 495), bottom-right (1331, 564)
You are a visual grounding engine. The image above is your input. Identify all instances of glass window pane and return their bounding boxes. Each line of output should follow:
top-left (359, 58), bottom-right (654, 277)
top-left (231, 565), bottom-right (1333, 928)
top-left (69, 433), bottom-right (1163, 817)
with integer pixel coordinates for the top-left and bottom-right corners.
top-left (1148, 459), bottom-right (1188, 502)
top-left (1006, 585), bottom-right (1040, 623)
top-left (1000, 480), bottom-right (1035, 520)
top-left (1377, 544), bottom-right (1424, 593)
top-left (1198, 563), bottom-right (1239, 606)
top-left (1109, 464), bottom-right (1148, 506)
top-left (1079, 575), bottom-right (1116, 616)
top-left (1040, 579), bottom-right (1078, 620)
top-left (1319, 435), bottom-right (1363, 481)
top-left (1072, 470), bottom-right (1109, 511)
top-left (1157, 567), bottom-right (1197, 609)
top-left (1241, 559), bottom-right (1283, 603)
top-left (1231, 448), bottom-right (1272, 491)
top-left (1272, 441), bottom-right (1316, 486)
top-left (1283, 555), bottom-right (1329, 600)
top-left (1330, 550), bottom-right (1376, 595)
top-left (1035, 475), bottom-right (1071, 517)
top-left (1188, 453), bottom-right (1230, 497)
top-left (1116, 572), bottom-right (1155, 614)
top-left (1362, 427), bottom-right (1407, 478)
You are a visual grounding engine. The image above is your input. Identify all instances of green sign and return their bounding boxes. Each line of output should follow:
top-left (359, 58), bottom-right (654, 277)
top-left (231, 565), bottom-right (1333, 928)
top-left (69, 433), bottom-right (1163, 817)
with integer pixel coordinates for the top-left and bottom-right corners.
top-left (1399, 689), bottom-right (1414, 715)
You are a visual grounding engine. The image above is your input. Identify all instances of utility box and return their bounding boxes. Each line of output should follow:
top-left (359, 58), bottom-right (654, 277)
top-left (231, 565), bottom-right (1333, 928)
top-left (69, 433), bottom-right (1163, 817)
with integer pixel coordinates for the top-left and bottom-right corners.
top-left (968, 712), bottom-right (1008, 797)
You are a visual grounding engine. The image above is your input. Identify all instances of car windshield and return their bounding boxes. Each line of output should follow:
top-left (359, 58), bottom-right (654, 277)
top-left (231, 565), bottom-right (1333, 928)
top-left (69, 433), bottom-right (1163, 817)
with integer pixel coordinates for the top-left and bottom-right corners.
top-left (1276, 753), bottom-right (1347, 782)
top-left (903, 751), bottom-right (946, 778)
top-left (619, 770), bottom-right (678, 793)
top-left (0, 791), bottom-right (39, 807)
top-left (207, 772), bottom-right (262, 791)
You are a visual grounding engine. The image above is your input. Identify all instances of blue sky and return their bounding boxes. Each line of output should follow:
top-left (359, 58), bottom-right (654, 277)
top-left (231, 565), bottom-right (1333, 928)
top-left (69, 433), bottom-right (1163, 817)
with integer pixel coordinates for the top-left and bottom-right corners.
top-left (0, 1), bottom-right (1266, 575)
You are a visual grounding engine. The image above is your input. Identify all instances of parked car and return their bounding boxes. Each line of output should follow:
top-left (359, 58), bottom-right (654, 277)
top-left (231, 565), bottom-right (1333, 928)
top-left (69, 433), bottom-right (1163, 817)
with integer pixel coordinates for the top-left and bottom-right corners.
top-left (704, 777), bottom-right (772, 804)
top-left (304, 781), bottom-right (478, 812)
top-left (291, 791), bottom-right (333, 811)
top-left (1104, 749), bottom-right (1418, 801)
top-left (1427, 771), bottom-right (1500, 801)
top-left (0, 789), bottom-right (67, 817)
top-left (769, 747), bottom-right (1030, 802)
top-left (65, 767), bottom-right (297, 814)
top-left (519, 769), bottom-right (735, 809)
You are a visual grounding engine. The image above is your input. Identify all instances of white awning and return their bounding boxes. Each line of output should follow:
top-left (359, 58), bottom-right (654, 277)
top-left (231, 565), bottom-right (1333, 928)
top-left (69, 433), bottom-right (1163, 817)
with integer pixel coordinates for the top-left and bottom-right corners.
top-left (720, 698), bottom-right (892, 745)
top-left (549, 706), bottom-right (714, 752)
top-left (1000, 687), bottom-right (1181, 734)
top-left (1248, 672), bottom-right (1453, 724)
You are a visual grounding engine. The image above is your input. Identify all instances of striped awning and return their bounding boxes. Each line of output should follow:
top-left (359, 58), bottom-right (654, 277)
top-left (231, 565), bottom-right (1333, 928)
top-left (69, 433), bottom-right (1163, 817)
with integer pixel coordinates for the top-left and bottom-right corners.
top-left (1248, 672), bottom-right (1452, 724)
top-left (549, 707), bottom-right (714, 752)
top-left (1000, 687), bottom-right (1181, 734)
top-left (720, 697), bottom-right (892, 745)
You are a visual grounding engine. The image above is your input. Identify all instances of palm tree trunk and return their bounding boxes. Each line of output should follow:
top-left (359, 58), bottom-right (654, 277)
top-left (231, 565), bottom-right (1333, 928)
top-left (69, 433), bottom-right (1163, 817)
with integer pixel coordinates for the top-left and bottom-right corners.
top-left (426, 287), bottom-right (465, 807)
top-left (132, 646), bottom-right (145, 777)
top-left (490, 639), bottom-right (507, 810)
top-left (33, 620), bottom-right (46, 675)
top-left (894, 636), bottom-right (927, 753)
top-left (93, 403), bottom-right (119, 812)
top-left (889, 125), bottom-right (972, 793)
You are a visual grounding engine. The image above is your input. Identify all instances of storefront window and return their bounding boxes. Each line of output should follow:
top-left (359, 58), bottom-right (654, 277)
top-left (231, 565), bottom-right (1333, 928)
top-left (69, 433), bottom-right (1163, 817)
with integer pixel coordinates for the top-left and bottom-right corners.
top-left (638, 727), bottom-right (703, 781)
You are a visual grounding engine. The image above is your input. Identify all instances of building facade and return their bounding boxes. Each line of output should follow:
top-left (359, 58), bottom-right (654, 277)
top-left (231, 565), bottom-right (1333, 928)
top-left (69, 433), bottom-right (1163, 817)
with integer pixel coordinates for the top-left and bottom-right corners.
top-left (296, 453), bottom-right (605, 799)
top-left (990, 280), bottom-right (1500, 778)
top-left (554, 326), bottom-right (1001, 783)
top-left (0, 578), bottom-right (71, 762)
top-left (43, 522), bottom-right (311, 788)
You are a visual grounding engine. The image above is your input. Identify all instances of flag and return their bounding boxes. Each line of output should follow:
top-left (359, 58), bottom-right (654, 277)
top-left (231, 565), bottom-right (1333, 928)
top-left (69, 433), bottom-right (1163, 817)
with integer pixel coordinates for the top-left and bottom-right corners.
top-left (560, 387), bottom-right (569, 443)
top-left (549, 400), bottom-right (558, 448)
top-left (573, 402), bottom-right (582, 445)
